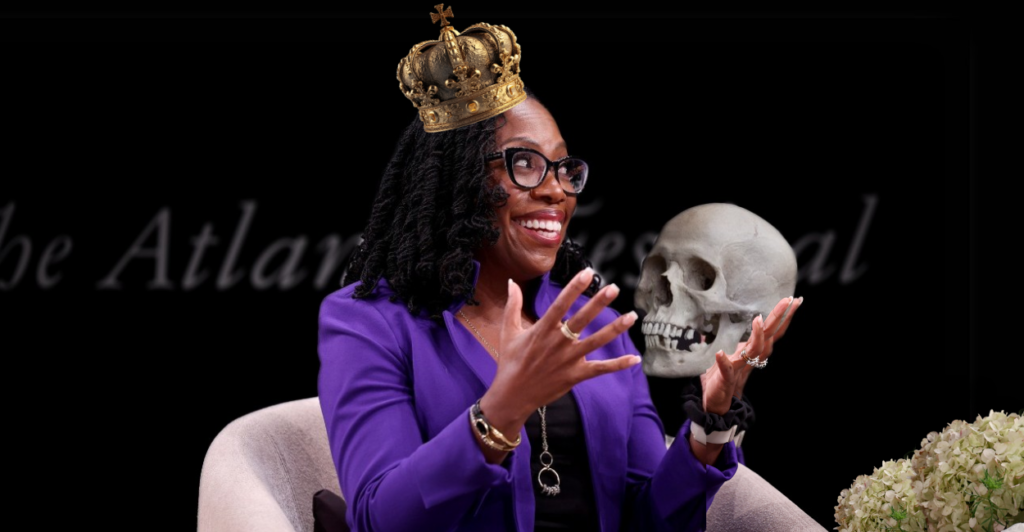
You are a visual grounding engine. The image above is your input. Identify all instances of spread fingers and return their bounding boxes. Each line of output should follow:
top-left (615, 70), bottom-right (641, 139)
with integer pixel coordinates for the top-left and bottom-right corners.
top-left (770, 296), bottom-right (802, 342)
top-left (740, 314), bottom-right (767, 362)
top-left (762, 296), bottom-right (797, 341)
top-left (574, 310), bottom-right (638, 354)
top-left (539, 267), bottom-right (596, 331)
top-left (579, 354), bottom-right (642, 380)
top-left (562, 283), bottom-right (620, 339)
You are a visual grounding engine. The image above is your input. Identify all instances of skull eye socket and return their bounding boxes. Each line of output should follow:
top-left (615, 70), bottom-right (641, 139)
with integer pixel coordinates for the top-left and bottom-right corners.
top-left (682, 257), bottom-right (716, 291)
top-left (641, 254), bottom-right (672, 308)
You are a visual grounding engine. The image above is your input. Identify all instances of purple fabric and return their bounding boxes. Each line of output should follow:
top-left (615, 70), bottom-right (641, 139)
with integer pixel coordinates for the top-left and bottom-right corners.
top-left (318, 265), bottom-right (738, 531)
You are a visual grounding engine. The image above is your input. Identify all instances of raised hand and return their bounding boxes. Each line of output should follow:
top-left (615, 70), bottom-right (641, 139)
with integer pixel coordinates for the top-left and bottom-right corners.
top-left (480, 267), bottom-right (641, 429)
top-left (729, 296), bottom-right (803, 400)
top-left (700, 313), bottom-right (767, 415)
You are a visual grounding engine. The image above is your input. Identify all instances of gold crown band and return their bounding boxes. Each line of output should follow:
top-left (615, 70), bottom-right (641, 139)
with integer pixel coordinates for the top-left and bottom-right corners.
top-left (419, 77), bottom-right (525, 133)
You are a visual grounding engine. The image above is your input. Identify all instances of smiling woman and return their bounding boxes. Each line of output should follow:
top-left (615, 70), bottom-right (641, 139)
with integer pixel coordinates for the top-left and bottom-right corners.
top-left (475, 98), bottom-right (580, 287)
top-left (316, 10), bottom-right (787, 532)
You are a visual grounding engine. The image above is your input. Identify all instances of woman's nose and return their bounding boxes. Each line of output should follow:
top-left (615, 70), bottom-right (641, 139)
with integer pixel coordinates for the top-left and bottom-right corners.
top-left (530, 167), bottom-right (567, 202)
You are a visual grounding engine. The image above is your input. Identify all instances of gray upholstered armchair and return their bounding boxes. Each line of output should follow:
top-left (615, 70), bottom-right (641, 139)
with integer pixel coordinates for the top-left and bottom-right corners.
top-left (198, 397), bottom-right (825, 532)
top-left (198, 398), bottom-right (340, 532)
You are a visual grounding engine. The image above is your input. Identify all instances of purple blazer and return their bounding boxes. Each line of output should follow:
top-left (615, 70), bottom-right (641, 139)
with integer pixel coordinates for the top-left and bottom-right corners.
top-left (318, 266), bottom-right (738, 531)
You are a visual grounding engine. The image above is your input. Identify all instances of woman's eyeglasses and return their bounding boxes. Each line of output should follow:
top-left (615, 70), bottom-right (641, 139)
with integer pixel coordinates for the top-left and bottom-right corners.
top-left (486, 147), bottom-right (588, 195)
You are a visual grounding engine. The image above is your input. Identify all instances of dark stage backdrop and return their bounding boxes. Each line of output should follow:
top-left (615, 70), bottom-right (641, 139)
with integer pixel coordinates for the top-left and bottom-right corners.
top-left (1, 8), bottom-right (1008, 531)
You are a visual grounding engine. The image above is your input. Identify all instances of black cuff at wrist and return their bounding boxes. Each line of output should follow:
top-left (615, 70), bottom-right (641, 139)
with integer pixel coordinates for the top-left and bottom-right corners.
top-left (681, 378), bottom-right (754, 433)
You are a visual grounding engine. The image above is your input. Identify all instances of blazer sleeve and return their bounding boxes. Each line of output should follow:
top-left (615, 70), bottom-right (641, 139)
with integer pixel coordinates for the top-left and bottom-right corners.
top-left (317, 291), bottom-right (513, 532)
top-left (619, 333), bottom-right (740, 532)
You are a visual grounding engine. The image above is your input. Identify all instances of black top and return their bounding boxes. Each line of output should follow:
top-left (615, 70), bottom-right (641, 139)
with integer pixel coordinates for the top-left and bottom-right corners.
top-left (524, 391), bottom-right (600, 531)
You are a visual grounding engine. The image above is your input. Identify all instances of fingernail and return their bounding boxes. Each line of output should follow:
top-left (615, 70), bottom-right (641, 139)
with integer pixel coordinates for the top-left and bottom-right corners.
top-left (582, 266), bottom-right (594, 278)
top-left (797, 296), bottom-right (804, 304)
top-left (606, 283), bottom-right (620, 298)
top-left (758, 314), bottom-right (765, 329)
top-left (630, 355), bottom-right (642, 365)
top-left (625, 310), bottom-right (638, 324)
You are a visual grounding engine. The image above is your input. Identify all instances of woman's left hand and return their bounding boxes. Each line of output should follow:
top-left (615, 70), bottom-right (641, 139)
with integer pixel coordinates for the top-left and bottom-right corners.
top-left (699, 296), bottom-right (802, 414)
top-left (728, 296), bottom-right (802, 400)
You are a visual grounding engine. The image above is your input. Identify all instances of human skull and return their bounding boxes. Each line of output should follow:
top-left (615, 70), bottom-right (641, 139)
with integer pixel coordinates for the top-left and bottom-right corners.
top-left (635, 203), bottom-right (797, 377)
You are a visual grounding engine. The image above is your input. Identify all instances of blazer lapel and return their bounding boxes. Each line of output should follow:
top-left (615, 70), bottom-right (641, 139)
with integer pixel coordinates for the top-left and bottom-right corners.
top-left (443, 309), bottom-right (497, 391)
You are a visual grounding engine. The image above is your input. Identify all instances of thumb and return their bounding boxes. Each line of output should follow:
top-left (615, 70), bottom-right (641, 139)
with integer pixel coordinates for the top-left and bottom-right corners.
top-left (715, 350), bottom-right (733, 379)
top-left (504, 279), bottom-right (524, 332)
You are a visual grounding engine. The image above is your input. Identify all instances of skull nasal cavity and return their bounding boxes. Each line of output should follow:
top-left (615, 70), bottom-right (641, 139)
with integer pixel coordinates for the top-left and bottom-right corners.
top-left (684, 258), bottom-right (716, 291)
top-left (648, 256), bottom-right (672, 306)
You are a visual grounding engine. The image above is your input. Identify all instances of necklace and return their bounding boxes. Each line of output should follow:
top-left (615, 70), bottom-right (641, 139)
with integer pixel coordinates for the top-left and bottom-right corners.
top-left (458, 309), bottom-right (500, 360)
top-left (458, 308), bottom-right (561, 496)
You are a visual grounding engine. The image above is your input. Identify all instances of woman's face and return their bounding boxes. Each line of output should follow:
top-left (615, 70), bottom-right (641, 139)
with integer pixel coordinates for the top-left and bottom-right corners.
top-left (478, 98), bottom-right (577, 282)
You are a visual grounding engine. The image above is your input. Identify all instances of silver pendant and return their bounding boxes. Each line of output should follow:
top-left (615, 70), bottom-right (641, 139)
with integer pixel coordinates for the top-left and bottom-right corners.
top-left (537, 451), bottom-right (561, 496)
top-left (537, 405), bottom-right (560, 496)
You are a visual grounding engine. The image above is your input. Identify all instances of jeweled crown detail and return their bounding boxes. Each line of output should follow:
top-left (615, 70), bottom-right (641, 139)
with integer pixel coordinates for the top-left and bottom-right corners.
top-left (396, 5), bottom-right (526, 132)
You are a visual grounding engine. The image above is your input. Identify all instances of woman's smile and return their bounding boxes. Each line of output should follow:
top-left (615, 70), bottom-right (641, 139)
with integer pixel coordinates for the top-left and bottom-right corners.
top-left (511, 209), bottom-right (566, 246)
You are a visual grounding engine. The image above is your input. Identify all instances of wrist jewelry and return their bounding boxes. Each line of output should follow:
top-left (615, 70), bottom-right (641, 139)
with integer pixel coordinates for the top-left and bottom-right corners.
top-left (681, 378), bottom-right (753, 434)
top-left (681, 377), bottom-right (753, 446)
top-left (691, 422), bottom-right (739, 445)
top-left (470, 400), bottom-right (521, 452)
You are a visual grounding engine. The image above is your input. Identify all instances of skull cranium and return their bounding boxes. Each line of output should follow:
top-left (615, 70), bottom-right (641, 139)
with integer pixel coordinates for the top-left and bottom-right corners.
top-left (634, 203), bottom-right (797, 377)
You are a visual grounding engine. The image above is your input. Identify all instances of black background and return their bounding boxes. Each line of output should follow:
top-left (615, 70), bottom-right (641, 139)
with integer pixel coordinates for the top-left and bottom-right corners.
top-left (1, 5), bottom-right (1015, 530)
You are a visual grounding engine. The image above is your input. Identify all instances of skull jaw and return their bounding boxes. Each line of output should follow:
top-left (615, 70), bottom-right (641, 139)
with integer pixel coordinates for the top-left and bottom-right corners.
top-left (642, 344), bottom-right (716, 378)
top-left (641, 323), bottom-right (749, 378)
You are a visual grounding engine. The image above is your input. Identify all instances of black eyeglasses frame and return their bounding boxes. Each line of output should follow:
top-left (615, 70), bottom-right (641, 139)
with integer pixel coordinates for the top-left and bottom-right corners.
top-left (485, 147), bottom-right (588, 195)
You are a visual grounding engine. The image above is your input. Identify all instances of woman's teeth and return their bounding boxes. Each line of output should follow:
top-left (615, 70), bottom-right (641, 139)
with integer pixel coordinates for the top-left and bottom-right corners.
top-left (516, 219), bottom-right (562, 237)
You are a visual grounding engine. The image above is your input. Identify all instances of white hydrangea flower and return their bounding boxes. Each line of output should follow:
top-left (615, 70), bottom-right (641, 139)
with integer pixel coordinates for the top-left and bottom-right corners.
top-left (837, 411), bottom-right (1023, 532)
top-left (835, 459), bottom-right (924, 531)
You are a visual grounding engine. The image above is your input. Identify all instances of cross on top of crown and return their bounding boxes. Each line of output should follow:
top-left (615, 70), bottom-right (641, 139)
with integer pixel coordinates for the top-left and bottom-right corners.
top-left (430, 4), bottom-right (453, 27)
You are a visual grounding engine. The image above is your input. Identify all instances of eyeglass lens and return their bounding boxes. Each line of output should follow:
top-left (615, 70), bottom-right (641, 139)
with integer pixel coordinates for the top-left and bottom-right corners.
top-left (510, 151), bottom-right (587, 193)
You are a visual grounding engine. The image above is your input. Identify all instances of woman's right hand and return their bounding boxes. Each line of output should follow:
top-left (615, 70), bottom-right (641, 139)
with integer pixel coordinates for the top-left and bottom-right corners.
top-left (478, 267), bottom-right (641, 439)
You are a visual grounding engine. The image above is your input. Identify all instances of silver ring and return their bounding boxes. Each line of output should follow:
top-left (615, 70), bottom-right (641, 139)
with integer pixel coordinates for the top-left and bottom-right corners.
top-left (559, 320), bottom-right (580, 341)
top-left (741, 349), bottom-right (767, 369)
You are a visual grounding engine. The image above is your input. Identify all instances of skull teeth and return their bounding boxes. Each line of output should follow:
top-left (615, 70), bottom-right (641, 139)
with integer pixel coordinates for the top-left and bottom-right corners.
top-left (642, 321), bottom-right (695, 339)
top-left (641, 323), bottom-right (697, 351)
top-left (642, 317), bottom-right (720, 353)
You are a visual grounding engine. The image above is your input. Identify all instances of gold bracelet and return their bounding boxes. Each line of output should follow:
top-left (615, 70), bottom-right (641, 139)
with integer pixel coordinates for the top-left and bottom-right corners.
top-left (469, 400), bottom-right (521, 452)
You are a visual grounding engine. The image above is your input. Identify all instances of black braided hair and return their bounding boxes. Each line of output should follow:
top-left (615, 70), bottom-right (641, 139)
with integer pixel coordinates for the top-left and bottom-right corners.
top-left (344, 92), bottom-right (599, 320)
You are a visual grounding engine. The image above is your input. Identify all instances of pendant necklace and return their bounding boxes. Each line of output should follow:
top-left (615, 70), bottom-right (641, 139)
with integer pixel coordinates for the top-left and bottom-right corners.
top-left (459, 309), bottom-right (561, 496)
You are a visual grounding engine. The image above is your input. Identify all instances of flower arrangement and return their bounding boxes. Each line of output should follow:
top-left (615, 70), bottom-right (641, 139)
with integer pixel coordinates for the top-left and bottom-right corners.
top-left (835, 410), bottom-right (1023, 532)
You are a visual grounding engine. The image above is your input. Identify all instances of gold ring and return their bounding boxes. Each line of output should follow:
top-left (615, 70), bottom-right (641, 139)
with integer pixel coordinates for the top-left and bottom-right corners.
top-left (559, 320), bottom-right (580, 341)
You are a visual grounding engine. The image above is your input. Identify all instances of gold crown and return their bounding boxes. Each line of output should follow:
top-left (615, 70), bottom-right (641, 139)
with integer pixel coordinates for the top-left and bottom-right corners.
top-left (397, 4), bottom-right (526, 133)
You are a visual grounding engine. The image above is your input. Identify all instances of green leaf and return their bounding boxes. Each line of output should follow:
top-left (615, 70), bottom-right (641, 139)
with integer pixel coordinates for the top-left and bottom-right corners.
top-left (980, 469), bottom-right (1003, 490)
top-left (889, 502), bottom-right (908, 521)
